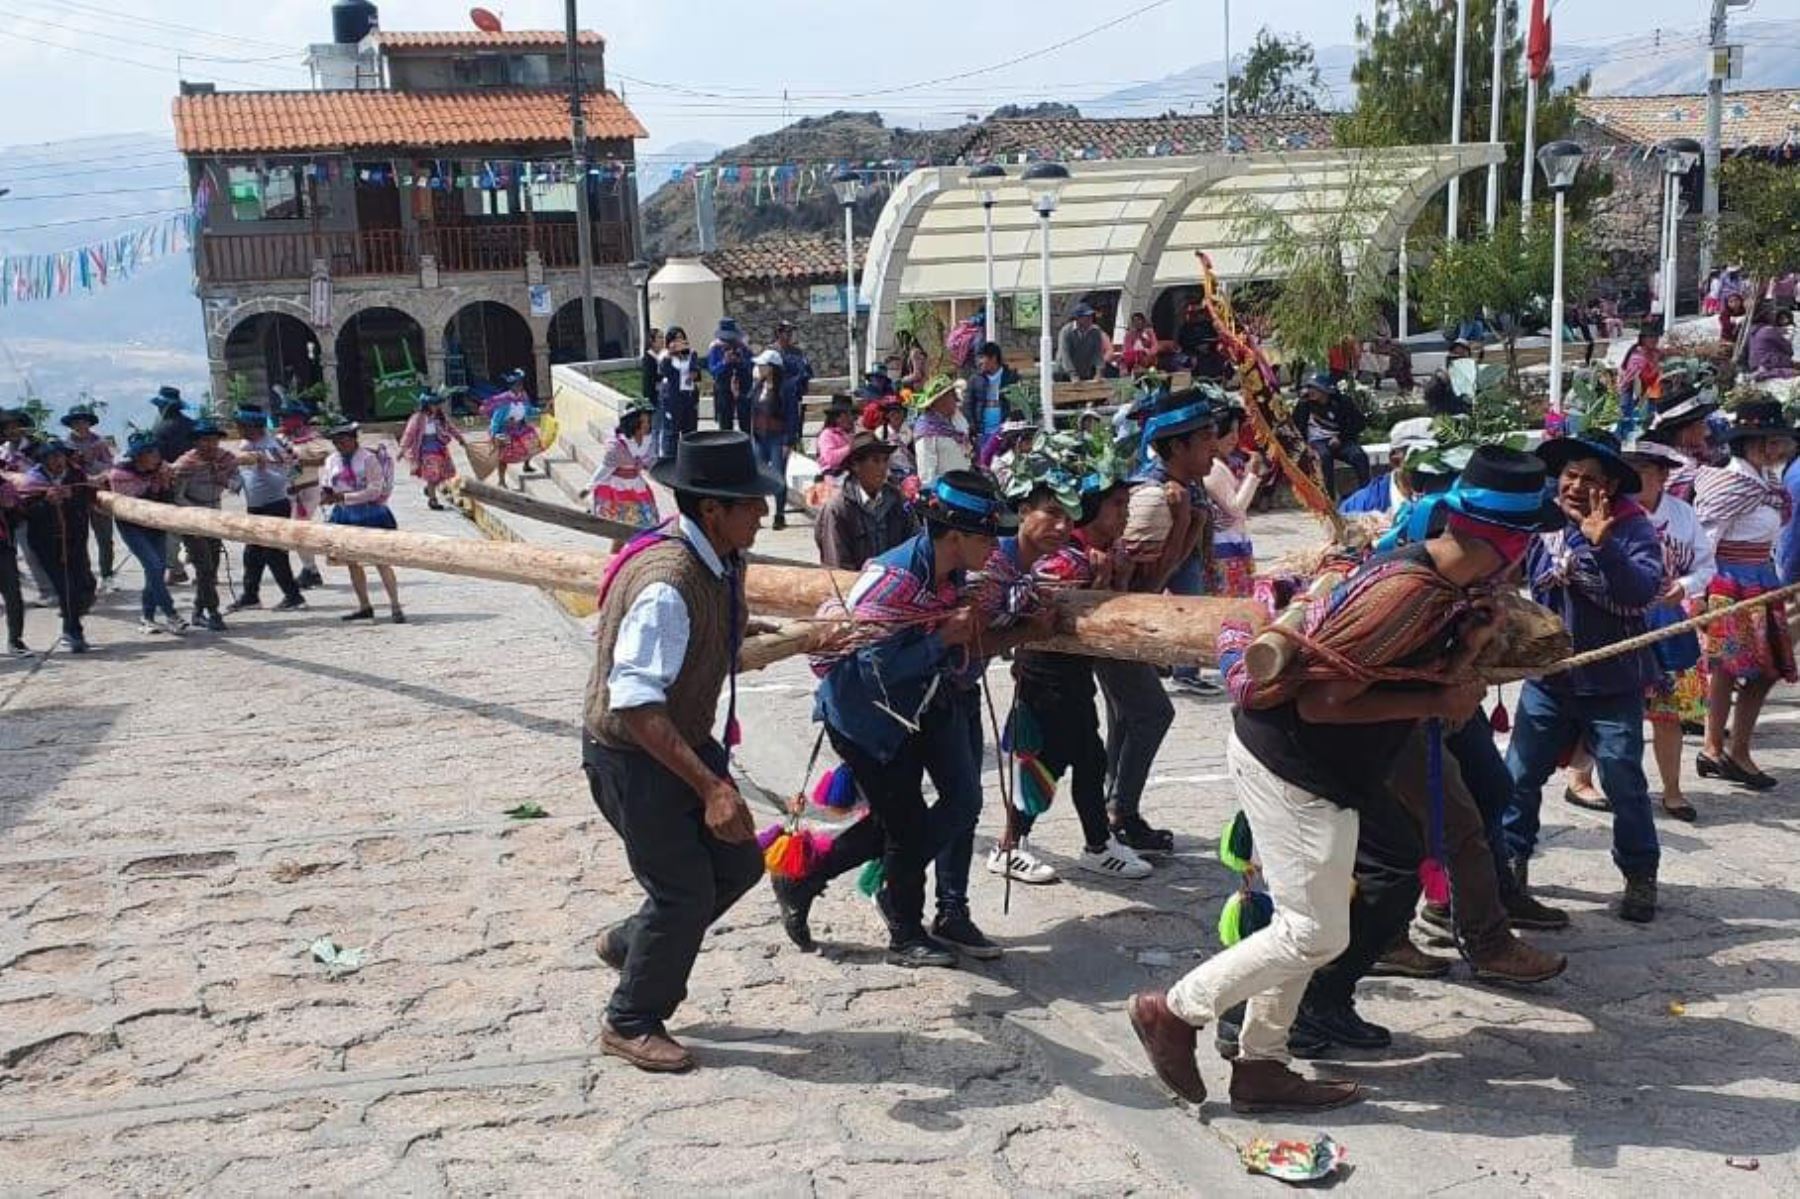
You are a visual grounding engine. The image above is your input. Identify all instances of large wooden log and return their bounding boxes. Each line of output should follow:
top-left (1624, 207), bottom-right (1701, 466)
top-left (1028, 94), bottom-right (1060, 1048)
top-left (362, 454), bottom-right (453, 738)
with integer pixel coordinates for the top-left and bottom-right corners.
top-left (96, 495), bottom-right (1264, 666)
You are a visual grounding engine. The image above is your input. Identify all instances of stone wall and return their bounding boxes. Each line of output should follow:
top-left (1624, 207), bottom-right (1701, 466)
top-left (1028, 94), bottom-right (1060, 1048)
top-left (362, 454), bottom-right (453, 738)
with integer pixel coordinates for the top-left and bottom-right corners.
top-left (1571, 127), bottom-right (1703, 314)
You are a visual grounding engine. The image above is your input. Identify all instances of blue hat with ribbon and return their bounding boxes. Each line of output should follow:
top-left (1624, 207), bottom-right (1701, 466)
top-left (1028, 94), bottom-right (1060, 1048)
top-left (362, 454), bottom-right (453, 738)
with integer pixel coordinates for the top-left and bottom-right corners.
top-left (1536, 431), bottom-right (1642, 495)
top-left (920, 469), bottom-right (1019, 535)
top-left (126, 430), bottom-right (160, 458)
top-left (416, 389), bottom-right (446, 409)
top-left (1141, 387), bottom-right (1219, 447)
top-left (714, 317), bottom-right (742, 342)
top-left (278, 396), bottom-right (313, 418)
top-left (191, 415), bottom-right (224, 437)
top-left (231, 407), bottom-right (269, 427)
top-left (1441, 445), bottom-right (1563, 532)
top-left (502, 368), bottom-right (527, 386)
top-left (150, 385), bottom-right (184, 410)
top-left (1300, 372), bottom-right (1336, 396)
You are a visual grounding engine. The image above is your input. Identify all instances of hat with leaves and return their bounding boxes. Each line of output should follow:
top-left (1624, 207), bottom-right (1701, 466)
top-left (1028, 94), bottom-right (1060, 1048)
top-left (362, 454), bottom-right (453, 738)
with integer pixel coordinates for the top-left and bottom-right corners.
top-left (1003, 429), bottom-right (1125, 520)
top-left (907, 373), bottom-right (962, 413)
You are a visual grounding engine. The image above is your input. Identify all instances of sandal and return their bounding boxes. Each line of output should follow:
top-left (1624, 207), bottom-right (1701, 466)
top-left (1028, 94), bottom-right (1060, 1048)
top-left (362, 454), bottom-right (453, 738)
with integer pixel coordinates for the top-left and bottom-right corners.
top-left (1698, 752), bottom-right (1777, 792)
top-left (1660, 798), bottom-right (1698, 823)
top-left (1563, 785), bottom-right (1612, 813)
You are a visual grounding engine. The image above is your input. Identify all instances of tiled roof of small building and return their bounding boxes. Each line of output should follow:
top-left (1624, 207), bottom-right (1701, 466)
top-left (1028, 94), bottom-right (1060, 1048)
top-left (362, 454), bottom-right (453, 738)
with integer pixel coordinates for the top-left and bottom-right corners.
top-left (173, 88), bottom-right (645, 154)
top-left (1574, 89), bottom-right (1800, 150)
top-left (704, 236), bottom-right (872, 283)
top-left (959, 112), bottom-right (1339, 160)
top-left (371, 30), bottom-right (604, 50)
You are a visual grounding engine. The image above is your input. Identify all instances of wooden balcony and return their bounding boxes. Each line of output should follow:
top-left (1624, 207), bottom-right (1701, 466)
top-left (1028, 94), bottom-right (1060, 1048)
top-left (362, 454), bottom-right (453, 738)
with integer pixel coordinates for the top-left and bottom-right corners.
top-left (198, 221), bottom-right (632, 285)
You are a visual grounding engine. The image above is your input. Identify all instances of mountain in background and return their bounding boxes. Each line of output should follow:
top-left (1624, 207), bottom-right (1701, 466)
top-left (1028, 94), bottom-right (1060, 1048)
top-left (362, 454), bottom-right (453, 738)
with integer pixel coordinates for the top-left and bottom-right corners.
top-left (640, 138), bottom-right (728, 196)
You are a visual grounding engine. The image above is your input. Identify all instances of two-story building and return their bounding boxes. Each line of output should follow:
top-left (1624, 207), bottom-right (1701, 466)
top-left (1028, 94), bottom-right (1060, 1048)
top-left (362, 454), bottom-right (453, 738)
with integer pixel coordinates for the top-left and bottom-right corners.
top-left (175, 11), bottom-right (648, 417)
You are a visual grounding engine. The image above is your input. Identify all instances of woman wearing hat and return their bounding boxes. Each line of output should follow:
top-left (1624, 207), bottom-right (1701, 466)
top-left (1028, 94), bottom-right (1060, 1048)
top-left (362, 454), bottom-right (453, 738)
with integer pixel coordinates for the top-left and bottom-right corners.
top-left (17, 439), bottom-right (96, 653)
top-left (747, 348), bottom-right (795, 529)
top-left (813, 397), bottom-right (857, 476)
top-left (105, 433), bottom-right (189, 637)
top-left (1693, 400), bottom-right (1798, 789)
top-left (1566, 438), bottom-right (1715, 822)
top-left (1746, 304), bottom-right (1796, 380)
top-left (581, 400), bottom-right (659, 550)
top-left (909, 375), bottom-right (972, 487)
top-left (61, 405), bottom-right (116, 590)
top-left (320, 423), bottom-right (404, 624)
top-left (586, 431), bottom-right (780, 1073)
top-left (872, 394), bottom-right (915, 483)
top-left (814, 431), bottom-right (912, 570)
top-left (487, 377), bottom-right (542, 493)
top-left (398, 391), bottom-right (467, 511)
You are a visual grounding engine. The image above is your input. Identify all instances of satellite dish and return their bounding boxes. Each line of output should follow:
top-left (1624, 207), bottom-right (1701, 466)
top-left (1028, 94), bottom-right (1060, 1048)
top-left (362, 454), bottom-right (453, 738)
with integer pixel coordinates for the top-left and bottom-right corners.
top-left (470, 7), bottom-right (503, 33)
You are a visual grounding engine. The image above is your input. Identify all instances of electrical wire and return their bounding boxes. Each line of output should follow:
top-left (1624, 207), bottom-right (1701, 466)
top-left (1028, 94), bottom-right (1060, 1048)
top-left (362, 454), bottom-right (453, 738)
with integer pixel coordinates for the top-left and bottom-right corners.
top-left (0, 5), bottom-right (306, 67)
top-left (0, 27), bottom-right (289, 88)
top-left (0, 206), bottom-right (184, 232)
top-left (17, 0), bottom-right (295, 51)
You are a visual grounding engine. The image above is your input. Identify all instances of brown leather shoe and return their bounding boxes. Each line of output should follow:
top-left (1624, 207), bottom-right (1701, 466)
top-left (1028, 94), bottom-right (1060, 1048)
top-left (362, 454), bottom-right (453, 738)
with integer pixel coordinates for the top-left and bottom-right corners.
top-left (1370, 938), bottom-right (1452, 979)
top-left (600, 1025), bottom-right (694, 1073)
top-left (1471, 934), bottom-right (1567, 987)
top-left (1228, 1059), bottom-right (1361, 1114)
top-left (1127, 990), bottom-right (1206, 1103)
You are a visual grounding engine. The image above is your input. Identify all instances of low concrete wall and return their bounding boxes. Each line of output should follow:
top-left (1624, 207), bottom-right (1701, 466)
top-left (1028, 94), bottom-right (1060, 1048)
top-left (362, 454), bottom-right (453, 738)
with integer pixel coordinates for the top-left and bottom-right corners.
top-left (551, 359), bottom-right (639, 451)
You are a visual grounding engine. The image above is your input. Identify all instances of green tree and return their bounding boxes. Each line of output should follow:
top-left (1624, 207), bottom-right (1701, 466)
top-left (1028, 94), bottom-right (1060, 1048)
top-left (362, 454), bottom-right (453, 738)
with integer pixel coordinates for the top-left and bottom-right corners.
top-left (1716, 159), bottom-right (1800, 288)
top-left (1342, 0), bottom-right (1609, 235)
top-left (1218, 28), bottom-right (1325, 116)
top-left (1416, 214), bottom-right (1600, 384)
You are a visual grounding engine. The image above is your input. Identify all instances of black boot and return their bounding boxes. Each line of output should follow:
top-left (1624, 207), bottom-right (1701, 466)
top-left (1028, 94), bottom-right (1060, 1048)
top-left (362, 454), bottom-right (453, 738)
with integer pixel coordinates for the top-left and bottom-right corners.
top-left (1213, 1001), bottom-right (1331, 1061)
top-left (1505, 859), bottom-right (1571, 931)
top-left (1618, 873), bottom-right (1657, 924)
top-left (769, 875), bottom-right (818, 952)
top-left (1294, 998), bottom-right (1392, 1051)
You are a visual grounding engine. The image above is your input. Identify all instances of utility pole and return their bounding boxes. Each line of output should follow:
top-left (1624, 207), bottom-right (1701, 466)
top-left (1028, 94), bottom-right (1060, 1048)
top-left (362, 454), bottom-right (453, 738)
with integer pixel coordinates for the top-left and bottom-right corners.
top-left (1700, 0), bottom-right (1729, 280)
top-left (566, 0), bottom-right (600, 363)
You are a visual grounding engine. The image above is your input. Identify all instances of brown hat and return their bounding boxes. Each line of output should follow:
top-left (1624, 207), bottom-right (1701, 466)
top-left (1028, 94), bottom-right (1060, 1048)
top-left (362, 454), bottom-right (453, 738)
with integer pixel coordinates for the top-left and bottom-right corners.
top-left (845, 429), bottom-right (896, 465)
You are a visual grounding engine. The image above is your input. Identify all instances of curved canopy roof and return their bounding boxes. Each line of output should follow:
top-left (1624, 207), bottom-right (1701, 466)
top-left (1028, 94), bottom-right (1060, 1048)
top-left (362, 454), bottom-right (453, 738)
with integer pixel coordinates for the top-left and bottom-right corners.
top-left (860, 143), bottom-right (1503, 364)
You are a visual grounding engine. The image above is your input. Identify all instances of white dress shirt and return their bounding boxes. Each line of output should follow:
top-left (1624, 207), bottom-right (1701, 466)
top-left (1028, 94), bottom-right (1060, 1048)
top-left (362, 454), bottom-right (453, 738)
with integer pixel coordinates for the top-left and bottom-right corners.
top-left (606, 516), bottom-right (728, 710)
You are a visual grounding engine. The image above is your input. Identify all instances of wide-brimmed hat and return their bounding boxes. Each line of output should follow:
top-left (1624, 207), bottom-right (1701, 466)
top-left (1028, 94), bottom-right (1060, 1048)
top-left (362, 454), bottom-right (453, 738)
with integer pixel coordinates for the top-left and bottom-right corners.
top-left (1649, 382), bottom-right (1719, 434)
top-left (1722, 398), bottom-right (1798, 443)
top-left (1441, 445), bottom-right (1564, 532)
top-left (1388, 416), bottom-right (1437, 453)
top-left (1621, 438), bottom-right (1687, 471)
top-left (908, 374), bottom-right (962, 412)
top-left (231, 407), bottom-right (268, 426)
top-left (502, 368), bottom-right (528, 386)
top-left (1141, 387), bottom-right (1219, 444)
top-left (1300, 372), bottom-right (1335, 396)
top-left (714, 318), bottom-right (742, 342)
top-left (919, 470), bottom-right (1018, 535)
top-left (191, 416), bottom-right (225, 438)
top-left (324, 421), bottom-right (361, 440)
top-left (25, 437), bottom-right (69, 461)
top-left (1535, 433), bottom-right (1643, 495)
top-left (844, 430), bottom-right (897, 466)
top-left (415, 390), bottom-right (447, 410)
top-left (150, 385), bottom-right (184, 410)
top-left (0, 406), bottom-right (28, 427)
top-left (620, 396), bottom-right (655, 419)
top-left (649, 430), bottom-right (784, 500)
top-left (59, 405), bottom-right (99, 428)
top-left (126, 431), bottom-right (159, 458)
top-left (1071, 302), bottom-right (1096, 319)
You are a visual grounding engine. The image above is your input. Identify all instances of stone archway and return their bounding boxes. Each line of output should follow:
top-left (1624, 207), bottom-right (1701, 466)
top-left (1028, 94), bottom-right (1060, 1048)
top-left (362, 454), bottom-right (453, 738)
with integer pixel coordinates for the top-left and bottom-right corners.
top-left (334, 306), bottom-right (428, 420)
top-left (546, 297), bottom-right (633, 364)
top-left (222, 312), bottom-right (323, 408)
top-left (443, 301), bottom-right (536, 396)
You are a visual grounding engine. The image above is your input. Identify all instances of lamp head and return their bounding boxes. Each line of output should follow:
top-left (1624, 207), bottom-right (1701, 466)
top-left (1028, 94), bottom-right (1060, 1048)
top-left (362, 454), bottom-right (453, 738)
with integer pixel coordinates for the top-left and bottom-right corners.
top-left (627, 259), bottom-right (652, 289)
top-left (1021, 161), bottom-right (1070, 217)
top-left (1660, 137), bottom-right (1703, 176)
top-left (1536, 140), bottom-right (1584, 194)
top-left (831, 170), bottom-right (863, 207)
top-left (968, 163), bottom-right (1006, 205)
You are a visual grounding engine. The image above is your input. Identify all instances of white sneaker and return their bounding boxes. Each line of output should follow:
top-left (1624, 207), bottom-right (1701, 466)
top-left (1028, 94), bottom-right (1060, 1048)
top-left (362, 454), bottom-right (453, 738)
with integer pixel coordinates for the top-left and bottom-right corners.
top-left (163, 615), bottom-right (190, 636)
top-left (986, 839), bottom-right (1057, 884)
top-left (1079, 837), bottom-right (1153, 881)
top-left (138, 619), bottom-right (163, 636)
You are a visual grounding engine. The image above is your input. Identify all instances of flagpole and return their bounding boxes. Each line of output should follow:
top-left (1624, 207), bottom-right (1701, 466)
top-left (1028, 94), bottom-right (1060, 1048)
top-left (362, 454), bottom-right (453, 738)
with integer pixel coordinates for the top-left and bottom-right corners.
top-left (1446, 0), bottom-right (1469, 242)
top-left (1521, 0), bottom-right (1549, 232)
top-left (1484, 0), bottom-right (1506, 232)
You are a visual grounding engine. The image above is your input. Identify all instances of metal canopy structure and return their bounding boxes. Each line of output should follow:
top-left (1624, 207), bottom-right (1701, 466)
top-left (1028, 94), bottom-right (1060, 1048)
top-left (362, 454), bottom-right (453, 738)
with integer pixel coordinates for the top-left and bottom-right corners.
top-left (860, 144), bottom-right (1504, 366)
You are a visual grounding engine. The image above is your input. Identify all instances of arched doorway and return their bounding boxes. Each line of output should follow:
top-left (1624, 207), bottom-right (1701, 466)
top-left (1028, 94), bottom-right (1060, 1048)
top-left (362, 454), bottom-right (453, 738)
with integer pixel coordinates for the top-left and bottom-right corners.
top-left (222, 313), bottom-right (323, 408)
top-left (334, 307), bottom-right (427, 420)
top-left (546, 297), bottom-right (633, 365)
top-left (443, 301), bottom-right (535, 396)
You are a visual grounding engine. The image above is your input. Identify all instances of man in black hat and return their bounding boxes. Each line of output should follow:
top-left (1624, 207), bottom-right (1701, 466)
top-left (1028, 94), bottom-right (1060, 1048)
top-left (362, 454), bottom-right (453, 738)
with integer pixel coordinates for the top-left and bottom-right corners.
top-left (1505, 434), bottom-right (1667, 923)
top-left (1643, 380), bottom-right (1720, 501)
top-left (1128, 444), bottom-right (1552, 1114)
top-left (150, 388), bottom-right (198, 586)
top-left (815, 431), bottom-right (913, 570)
top-left (60, 406), bottom-right (116, 589)
top-left (586, 430), bottom-right (780, 1074)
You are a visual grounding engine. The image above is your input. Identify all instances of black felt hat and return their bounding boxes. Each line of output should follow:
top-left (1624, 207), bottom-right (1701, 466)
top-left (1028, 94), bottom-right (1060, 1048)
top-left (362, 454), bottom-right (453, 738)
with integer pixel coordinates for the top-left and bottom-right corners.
top-left (919, 469), bottom-right (1019, 535)
top-left (1722, 398), bottom-right (1798, 444)
top-left (649, 430), bottom-right (784, 500)
top-left (1442, 445), bottom-right (1564, 532)
top-left (1536, 432), bottom-right (1643, 496)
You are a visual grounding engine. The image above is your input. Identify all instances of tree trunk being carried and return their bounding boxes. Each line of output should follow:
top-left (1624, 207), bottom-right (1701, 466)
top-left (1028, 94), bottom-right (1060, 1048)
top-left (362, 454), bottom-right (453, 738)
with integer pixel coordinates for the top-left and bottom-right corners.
top-left (96, 495), bottom-right (1266, 667)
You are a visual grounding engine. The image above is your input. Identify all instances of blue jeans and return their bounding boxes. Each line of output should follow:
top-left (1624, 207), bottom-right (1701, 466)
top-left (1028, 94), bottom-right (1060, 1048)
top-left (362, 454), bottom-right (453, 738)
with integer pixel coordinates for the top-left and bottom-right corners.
top-left (1504, 681), bottom-right (1660, 877)
top-left (1165, 552), bottom-right (1207, 683)
top-left (117, 521), bottom-right (176, 621)
top-left (754, 434), bottom-right (790, 514)
top-left (923, 686), bottom-right (984, 917)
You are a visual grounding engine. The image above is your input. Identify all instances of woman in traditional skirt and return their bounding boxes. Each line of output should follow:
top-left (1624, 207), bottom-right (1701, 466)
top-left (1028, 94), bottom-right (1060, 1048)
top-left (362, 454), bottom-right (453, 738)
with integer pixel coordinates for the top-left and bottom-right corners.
top-left (399, 390), bottom-right (466, 510)
top-left (1694, 399), bottom-right (1796, 789)
top-left (320, 422), bottom-right (405, 624)
top-left (580, 399), bottom-right (658, 550)
top-left (1204, 403), bottom-right (1265, 597)
top-left (487, 377), bottom-right (541, 493)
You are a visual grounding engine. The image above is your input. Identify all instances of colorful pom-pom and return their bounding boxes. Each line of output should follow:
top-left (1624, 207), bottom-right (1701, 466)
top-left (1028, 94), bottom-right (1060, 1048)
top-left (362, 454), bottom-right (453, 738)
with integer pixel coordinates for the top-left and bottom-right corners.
top-left (1218, 810), bottom-right (1255, 874)
top-left (856, 858), bottom-right (885, 897)
top-left (761, 827), bottom-right (833, 880)
top-left (811, 764), bottom-right (859, 810)
top-left (1217, 887), bottom-right (1275, 948)
top-left (1418, 857), bottom-right (1452, 907)
top-left (756, 822), bottom-right (783, 852)
top-left (725, 716), bottom-right (743, 749)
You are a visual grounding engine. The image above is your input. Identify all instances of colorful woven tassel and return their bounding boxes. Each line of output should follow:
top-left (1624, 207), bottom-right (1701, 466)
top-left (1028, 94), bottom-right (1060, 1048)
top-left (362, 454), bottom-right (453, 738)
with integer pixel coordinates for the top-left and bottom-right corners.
top-left (810, 763), bottom-right (859, 810)
top-left (762, 826), bottom-right (832, 880)
top-left (1218, 811), bottom-right (1255, 874)
top-left (1418, 857), bottom-right (1452, 906)
top-left (855, 858), bottom-right (885, 898)
top-left (1217, 887), bottom-right (1275, 947)
top-left (725, 716), bottom-right (743, 749)
top-left (1011, 754), bottom-right (1058, 817)
top-left (755, 822), bottom-right (783, 852)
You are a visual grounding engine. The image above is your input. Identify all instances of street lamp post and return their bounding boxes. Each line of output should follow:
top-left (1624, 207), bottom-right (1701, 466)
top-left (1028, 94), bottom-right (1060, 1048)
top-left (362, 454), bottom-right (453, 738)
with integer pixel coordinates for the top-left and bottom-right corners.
top-left (1537, 140), bottom-right (1583, 415)
top-left (1658, 137), bottom-right (1702, 330)
top-left (831, 170), bottom-right (864, 380)
top-left (627, 258), bottom-right (652, 358)
top-left (1022, 162), bottom-right (1070, 432)
top-left (969, 164), bottom-right (1006, 347)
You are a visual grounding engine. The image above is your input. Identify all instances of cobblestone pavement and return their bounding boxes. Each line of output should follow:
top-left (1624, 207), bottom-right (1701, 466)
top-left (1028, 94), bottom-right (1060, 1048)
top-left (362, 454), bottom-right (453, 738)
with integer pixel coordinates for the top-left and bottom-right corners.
top-left (2, 466), bottom-right (1798, 1196)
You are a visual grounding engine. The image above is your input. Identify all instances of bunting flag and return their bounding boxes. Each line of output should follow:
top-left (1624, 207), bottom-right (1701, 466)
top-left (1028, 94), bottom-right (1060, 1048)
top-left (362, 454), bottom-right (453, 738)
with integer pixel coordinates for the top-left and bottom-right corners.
top-left (0, 212), bottom-right (194, 307)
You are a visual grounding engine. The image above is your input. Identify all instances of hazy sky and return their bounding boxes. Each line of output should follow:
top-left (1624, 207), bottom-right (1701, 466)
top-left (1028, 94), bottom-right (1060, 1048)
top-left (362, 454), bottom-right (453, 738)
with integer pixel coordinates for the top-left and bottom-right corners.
top-left (0, 0), bottom-right (1728, 154)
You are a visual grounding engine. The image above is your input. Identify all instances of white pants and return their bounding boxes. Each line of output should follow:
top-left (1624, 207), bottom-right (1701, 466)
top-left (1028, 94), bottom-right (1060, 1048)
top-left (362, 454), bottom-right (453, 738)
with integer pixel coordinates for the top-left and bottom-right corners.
top-left (1166, 733), bottom-right (1359, 1063)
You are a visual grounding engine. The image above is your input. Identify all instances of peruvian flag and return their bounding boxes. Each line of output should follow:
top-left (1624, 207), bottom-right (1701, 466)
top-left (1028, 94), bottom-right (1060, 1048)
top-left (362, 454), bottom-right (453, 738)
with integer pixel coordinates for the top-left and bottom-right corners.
top-left (1527, 0), bottom-right (1552, 81)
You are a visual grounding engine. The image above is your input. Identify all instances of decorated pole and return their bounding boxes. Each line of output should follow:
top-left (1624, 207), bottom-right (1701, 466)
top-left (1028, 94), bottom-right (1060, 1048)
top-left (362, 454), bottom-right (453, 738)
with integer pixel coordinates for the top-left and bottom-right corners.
top-left (96, 495), bottom-right (1267, 667)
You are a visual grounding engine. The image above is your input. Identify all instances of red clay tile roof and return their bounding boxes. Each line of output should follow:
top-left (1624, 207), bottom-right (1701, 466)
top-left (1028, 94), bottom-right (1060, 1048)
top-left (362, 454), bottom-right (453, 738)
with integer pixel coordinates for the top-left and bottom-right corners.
top-left (173, 89), bottom-right (646, 154)
top-left (704, 236), bottom-right (871, 283)
top-left (1575, 89), bottom-right (1800, 150)
top-left (371, 30), bottom-right (604, 50)
top-left (959, 113), bottom-right (1338, 160)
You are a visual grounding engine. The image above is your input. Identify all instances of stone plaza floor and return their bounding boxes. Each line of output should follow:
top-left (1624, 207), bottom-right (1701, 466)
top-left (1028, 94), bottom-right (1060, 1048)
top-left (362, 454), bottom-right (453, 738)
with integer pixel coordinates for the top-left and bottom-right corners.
top-left (2, 471), bottom-right (1798, 1196)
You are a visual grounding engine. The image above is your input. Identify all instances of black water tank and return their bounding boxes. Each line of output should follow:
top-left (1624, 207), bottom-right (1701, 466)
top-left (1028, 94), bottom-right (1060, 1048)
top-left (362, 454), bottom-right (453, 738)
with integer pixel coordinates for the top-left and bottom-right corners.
top-left (331, 0), bottom-right (378, 44)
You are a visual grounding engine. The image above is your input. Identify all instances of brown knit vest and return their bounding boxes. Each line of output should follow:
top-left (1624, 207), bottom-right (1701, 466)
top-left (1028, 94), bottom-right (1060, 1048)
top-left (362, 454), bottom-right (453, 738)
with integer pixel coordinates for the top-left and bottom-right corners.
top-left (586, 538), bottom-right (743, 749)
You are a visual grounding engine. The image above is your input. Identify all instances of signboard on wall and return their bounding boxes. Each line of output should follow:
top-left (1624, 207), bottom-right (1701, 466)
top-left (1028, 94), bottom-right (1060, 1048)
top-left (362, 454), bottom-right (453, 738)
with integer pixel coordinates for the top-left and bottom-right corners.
top-left (1013, 292), bottom-right (1041, 331)
top-left (310, 273), bottom-right (331, 328)
top-left (808, 284), bottom-right (869, 316)
top-left (529, 284), bottom-right (553, 317)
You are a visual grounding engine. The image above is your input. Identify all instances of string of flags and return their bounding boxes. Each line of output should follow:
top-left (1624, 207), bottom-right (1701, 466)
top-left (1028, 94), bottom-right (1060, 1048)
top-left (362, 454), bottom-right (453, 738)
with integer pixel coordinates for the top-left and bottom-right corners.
top-left (1, 212), bottom-right (194, 306)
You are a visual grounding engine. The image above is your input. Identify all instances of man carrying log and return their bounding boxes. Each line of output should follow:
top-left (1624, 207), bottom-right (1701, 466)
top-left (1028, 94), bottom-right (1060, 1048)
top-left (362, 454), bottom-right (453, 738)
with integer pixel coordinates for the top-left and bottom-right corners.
top-left (1127, 446), bottom-right (1559, 1114)
top-left (585, 431), bottom-right (782, 1073)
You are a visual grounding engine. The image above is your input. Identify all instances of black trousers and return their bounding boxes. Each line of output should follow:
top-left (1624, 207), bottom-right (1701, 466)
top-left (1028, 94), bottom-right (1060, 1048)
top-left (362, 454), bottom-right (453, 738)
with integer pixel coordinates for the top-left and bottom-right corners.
top-left (24, 518), bottom-right (93, 640)
top-left (1305, 790), bottom-right (1424, 1008)
top-left (182, 534), bottom-right (223, 615)
top-left (1014, 685), bottom-right (1111, 850)
top-left (583, 734), bottom-right (763, 1037)
top-left (90, 510), bottom-right (115, 579)
top-left (240, 499), bottom-right (302, 604)
top-left (0, 542), bottom-right (24, 644)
